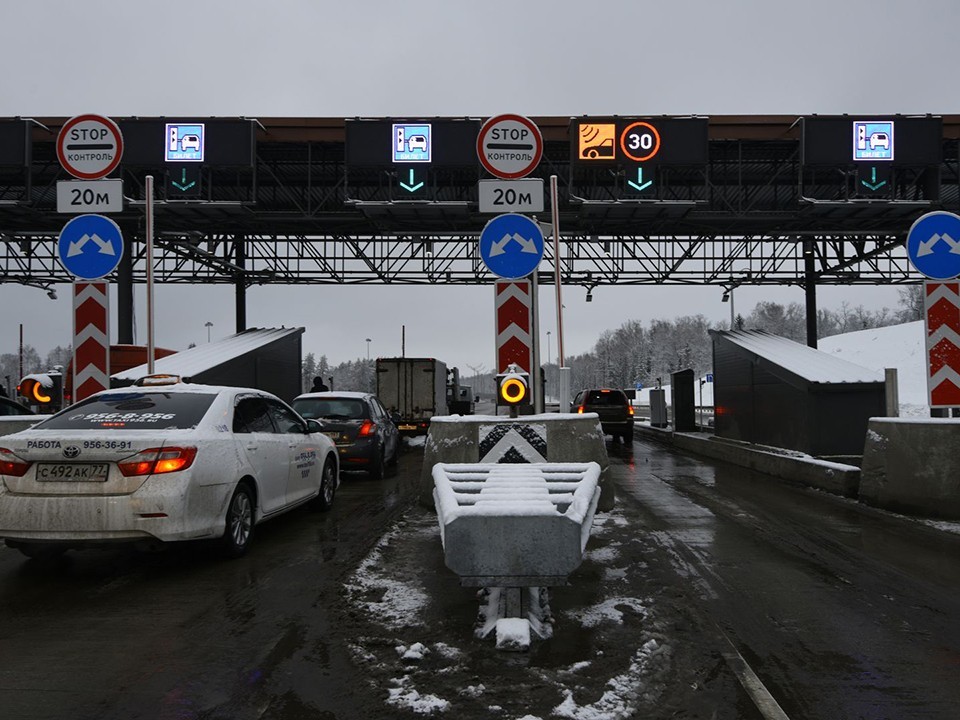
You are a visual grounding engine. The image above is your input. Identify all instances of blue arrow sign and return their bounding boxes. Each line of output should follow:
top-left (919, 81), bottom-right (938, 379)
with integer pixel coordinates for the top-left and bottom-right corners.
top-left (906, 211), bottom-right (960, 281)
top-left (58, 214), bottom-right (124, 280)
top-left (479, 213), bottom-right (544, 279)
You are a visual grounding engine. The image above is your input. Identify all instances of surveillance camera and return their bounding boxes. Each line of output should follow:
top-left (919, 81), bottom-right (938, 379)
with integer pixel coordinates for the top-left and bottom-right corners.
top-left (586, 292), bottom-right (593, 303)
top-left (47, 289), bottom-right (57, 300)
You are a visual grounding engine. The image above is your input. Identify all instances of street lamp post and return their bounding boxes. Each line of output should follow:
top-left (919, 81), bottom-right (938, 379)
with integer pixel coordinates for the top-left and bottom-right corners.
top-left (205, 321), bottom-right (213, 343)
top-left (365, 338), bottom-right (372, 361)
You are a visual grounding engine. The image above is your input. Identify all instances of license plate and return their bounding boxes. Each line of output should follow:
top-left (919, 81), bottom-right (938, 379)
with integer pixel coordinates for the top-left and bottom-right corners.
top-left (398, 424), bottom-right (417, 431)
top-left (324, 431), bottom-right (340, 441)
top-left (36, 463), bottom-right (109, 482)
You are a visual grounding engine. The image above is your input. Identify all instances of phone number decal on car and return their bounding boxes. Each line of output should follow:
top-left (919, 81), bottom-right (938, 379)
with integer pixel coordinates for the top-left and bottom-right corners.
top-left (82, 440), bottom-right (133, 450)
top-left (70, 412), bottom-right (177, 423)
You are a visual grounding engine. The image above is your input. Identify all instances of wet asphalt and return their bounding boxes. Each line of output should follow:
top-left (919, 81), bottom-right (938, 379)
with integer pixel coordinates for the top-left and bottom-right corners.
top-left (1, 436), bottom-right (959, 719)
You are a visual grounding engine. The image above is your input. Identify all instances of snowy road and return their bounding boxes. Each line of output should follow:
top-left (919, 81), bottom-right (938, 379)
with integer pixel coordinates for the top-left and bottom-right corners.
top-left (1, 437), bottom-right (958, 719)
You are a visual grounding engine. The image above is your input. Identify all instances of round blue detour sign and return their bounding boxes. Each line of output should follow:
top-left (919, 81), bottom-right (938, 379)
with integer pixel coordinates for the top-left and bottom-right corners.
top-left (479, 213), bottom-right (545, 280)
top-left (906, 211), bottom-right (960, 281)
top-left (58, 214), bottom-right (124, 280)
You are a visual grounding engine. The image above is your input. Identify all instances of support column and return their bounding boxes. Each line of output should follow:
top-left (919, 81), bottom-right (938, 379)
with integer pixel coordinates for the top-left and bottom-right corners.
top-left (116, 224), bottom-right (135, 344)
top-left (804, 241), bottom-right (817, 348)
top-left (235, 236), bottom-right (246, 333)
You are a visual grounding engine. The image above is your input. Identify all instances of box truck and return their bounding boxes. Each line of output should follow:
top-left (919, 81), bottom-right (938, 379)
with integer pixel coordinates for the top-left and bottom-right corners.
top-left (376, 357), bottom-right (448, 436)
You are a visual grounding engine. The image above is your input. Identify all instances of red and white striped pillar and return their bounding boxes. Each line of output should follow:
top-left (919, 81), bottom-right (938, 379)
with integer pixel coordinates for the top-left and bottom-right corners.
top-left (73, 281), bottom-right (110, 402)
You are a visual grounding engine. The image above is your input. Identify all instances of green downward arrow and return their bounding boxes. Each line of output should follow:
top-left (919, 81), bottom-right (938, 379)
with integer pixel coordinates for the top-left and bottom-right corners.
top-left (860, 166), bottom-right (887, 191)
top-left (172, 168), bottom-right (196, 192)
top-left (399, 169), bottom-right (424, 192)
top-left (627, 167), bottom-right (653, 192)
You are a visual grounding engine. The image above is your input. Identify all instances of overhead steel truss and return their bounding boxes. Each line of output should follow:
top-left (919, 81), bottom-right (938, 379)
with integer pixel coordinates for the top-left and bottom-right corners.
top-left (1, 117), bottom-right (958, 289)
top-left (0, 233), bottom-right (915, 290)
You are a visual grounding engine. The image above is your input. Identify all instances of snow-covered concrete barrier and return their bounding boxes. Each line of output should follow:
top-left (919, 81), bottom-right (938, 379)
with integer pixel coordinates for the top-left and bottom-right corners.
top-left (419, 413), bottom-right (614, 512)
top-left (432, 462), bottom-right (602, 585)
top-left (860, 417), bottom-right (960, 519)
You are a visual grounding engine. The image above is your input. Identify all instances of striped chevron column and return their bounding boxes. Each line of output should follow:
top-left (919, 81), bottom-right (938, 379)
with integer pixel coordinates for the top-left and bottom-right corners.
top-left (924, 280), bottom-right (960, 408)
top-left (73, 281), bottom-right (110, 402)
top-left (495, 279), bottom-right (533, 374)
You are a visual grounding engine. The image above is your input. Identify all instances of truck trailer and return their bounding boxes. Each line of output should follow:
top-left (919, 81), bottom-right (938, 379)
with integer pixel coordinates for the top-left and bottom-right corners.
top-left (376, 357), bottom-right (448, 436)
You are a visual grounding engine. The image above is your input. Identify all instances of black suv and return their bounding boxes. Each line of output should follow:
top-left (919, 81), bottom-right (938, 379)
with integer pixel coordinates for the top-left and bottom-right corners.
top-left (573, 388), bottom-right (634, 443)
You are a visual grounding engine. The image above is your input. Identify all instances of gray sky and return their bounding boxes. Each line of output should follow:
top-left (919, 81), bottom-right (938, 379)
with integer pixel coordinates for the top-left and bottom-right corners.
top-left (1, 0), bottom-right (955, 372)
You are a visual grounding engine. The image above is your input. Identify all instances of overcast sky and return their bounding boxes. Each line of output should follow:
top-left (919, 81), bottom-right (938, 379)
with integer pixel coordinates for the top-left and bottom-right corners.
top-left (2, 0), bottom-right (956, 374)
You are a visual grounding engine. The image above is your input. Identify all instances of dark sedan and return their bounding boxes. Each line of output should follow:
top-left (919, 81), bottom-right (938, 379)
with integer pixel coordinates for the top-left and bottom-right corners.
top-left (292, 391), bottom-right (400, 479)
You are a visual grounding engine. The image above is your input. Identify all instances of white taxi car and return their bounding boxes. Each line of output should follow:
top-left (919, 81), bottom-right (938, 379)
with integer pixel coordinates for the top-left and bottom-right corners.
top-left (0, 378), bottom-right (339, 559)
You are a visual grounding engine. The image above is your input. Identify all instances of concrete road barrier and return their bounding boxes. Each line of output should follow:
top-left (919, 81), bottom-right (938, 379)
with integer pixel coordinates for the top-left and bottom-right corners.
top-left (420, 413), bottom-right (614, 511)
top-left (432, 462), bottom-right (601, 586)
top-left (860, 418), bottom-right (960, 519)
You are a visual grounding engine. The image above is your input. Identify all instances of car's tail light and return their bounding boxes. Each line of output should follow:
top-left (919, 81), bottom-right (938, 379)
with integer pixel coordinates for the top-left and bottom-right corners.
top-left (628, 405), bottom-right (635, 416)
top-left (0, 448), bottom-right (31, 477)
top-left (119, 447), bottom-right (197, 477)
top-left (577, 405), bottom-right (585, 414)
top-left (358, 420), bottom-right (377, 437)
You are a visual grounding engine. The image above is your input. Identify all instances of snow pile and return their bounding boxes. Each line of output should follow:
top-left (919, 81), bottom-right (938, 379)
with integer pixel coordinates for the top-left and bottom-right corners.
top-left (343, 522), bottom-right (431, 630)
top-left (818, 321), bottom-right (927, 417)
top-left (386, 676), bottom-right (450, 715)
top-left (552, 637), bottom-right (670, 719)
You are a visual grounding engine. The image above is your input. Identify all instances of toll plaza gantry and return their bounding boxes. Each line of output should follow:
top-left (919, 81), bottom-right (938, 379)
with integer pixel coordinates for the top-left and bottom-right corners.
top-left (1, 115), bottom-right (958, 346)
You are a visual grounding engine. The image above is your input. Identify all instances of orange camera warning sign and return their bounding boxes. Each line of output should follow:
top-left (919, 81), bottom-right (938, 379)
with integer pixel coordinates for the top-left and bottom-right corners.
top-left (578, 123), bottom-right (616, 160)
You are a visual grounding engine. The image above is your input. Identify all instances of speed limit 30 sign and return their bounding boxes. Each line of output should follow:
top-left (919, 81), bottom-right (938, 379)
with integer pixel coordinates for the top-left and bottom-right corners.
top-left (477, 114), bottom-right (543, 179)
top-left (620, 121), bottom-right (661, 162)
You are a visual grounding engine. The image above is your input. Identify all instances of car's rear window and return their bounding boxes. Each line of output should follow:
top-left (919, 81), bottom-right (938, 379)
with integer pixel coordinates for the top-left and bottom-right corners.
top-left (34, 392), bottom-right (216, 430)
top-left (584, 391), bottom-right (627, 406)
top-left (293, 397), bottom-right (366, 420)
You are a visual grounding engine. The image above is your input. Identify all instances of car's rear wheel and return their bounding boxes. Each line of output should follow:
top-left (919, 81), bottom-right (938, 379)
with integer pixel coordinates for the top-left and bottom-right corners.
top-left (311, 457), bottom-right (336, 512)
top-left (624, 427), bottom-right (634, 444)
top-left (220, 482), bottom-right (254, 558)
top-left (368, 445), bottom-right (385, 480)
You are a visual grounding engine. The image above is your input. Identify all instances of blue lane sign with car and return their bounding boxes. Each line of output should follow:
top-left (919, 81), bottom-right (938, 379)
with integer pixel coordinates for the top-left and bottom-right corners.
top-left (166, 123), bottom-right (205, 162)
top-left (906, 211), bottom-right (960, 281)
top-left (853, 120), bottom-right (893, 162)
top-left (58, 214), bottom-right (124, 280)
top-left (392, 123), bottom-right (431, 163)
top-left (479, 213), bottom-right (545, 279)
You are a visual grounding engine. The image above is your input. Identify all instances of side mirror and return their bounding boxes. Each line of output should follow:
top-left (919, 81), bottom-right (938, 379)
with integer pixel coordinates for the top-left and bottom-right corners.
top-left (305, 419), bottom-right (324, 434)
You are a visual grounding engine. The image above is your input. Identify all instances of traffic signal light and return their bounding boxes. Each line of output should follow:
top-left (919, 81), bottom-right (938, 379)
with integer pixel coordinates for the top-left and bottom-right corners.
top-left (18, 373), bottom-right (62, 410)
top-left (496, 364), bottom-right (531, 414)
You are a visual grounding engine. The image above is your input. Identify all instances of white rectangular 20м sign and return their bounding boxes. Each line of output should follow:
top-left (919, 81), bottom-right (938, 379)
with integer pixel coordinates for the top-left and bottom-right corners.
top-left (479, 179), bottom-right (544, 214)
top-left (56, 179), bottom-right (123, 214)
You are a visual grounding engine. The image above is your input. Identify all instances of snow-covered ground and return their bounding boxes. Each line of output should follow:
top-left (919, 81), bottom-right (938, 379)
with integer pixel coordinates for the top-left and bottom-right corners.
top-left (818, 320), bottom-right (927, 418)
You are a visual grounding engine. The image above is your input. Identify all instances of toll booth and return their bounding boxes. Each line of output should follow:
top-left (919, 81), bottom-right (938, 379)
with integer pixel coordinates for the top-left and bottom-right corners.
top-left (111, 327), bottom-right (304, 402)
top-left (710, 329), bottom-right (886, 457)
top-left (670, 369), bottom-right (696, 432)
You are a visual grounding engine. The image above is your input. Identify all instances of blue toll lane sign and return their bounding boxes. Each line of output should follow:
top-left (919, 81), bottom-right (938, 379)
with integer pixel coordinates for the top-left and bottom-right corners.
top-left (853, 120), bottom-right (894, 162)
top-left (58, 214), bottom-right (124, 280)
top-left (392, 123), bottom-right (431, 163)
top-left (166, 123), bottom-right (205, 162)
top-left (906, 211), bottom-right (960, 281)
top-left (479, 213), bottom-right (545, 279)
